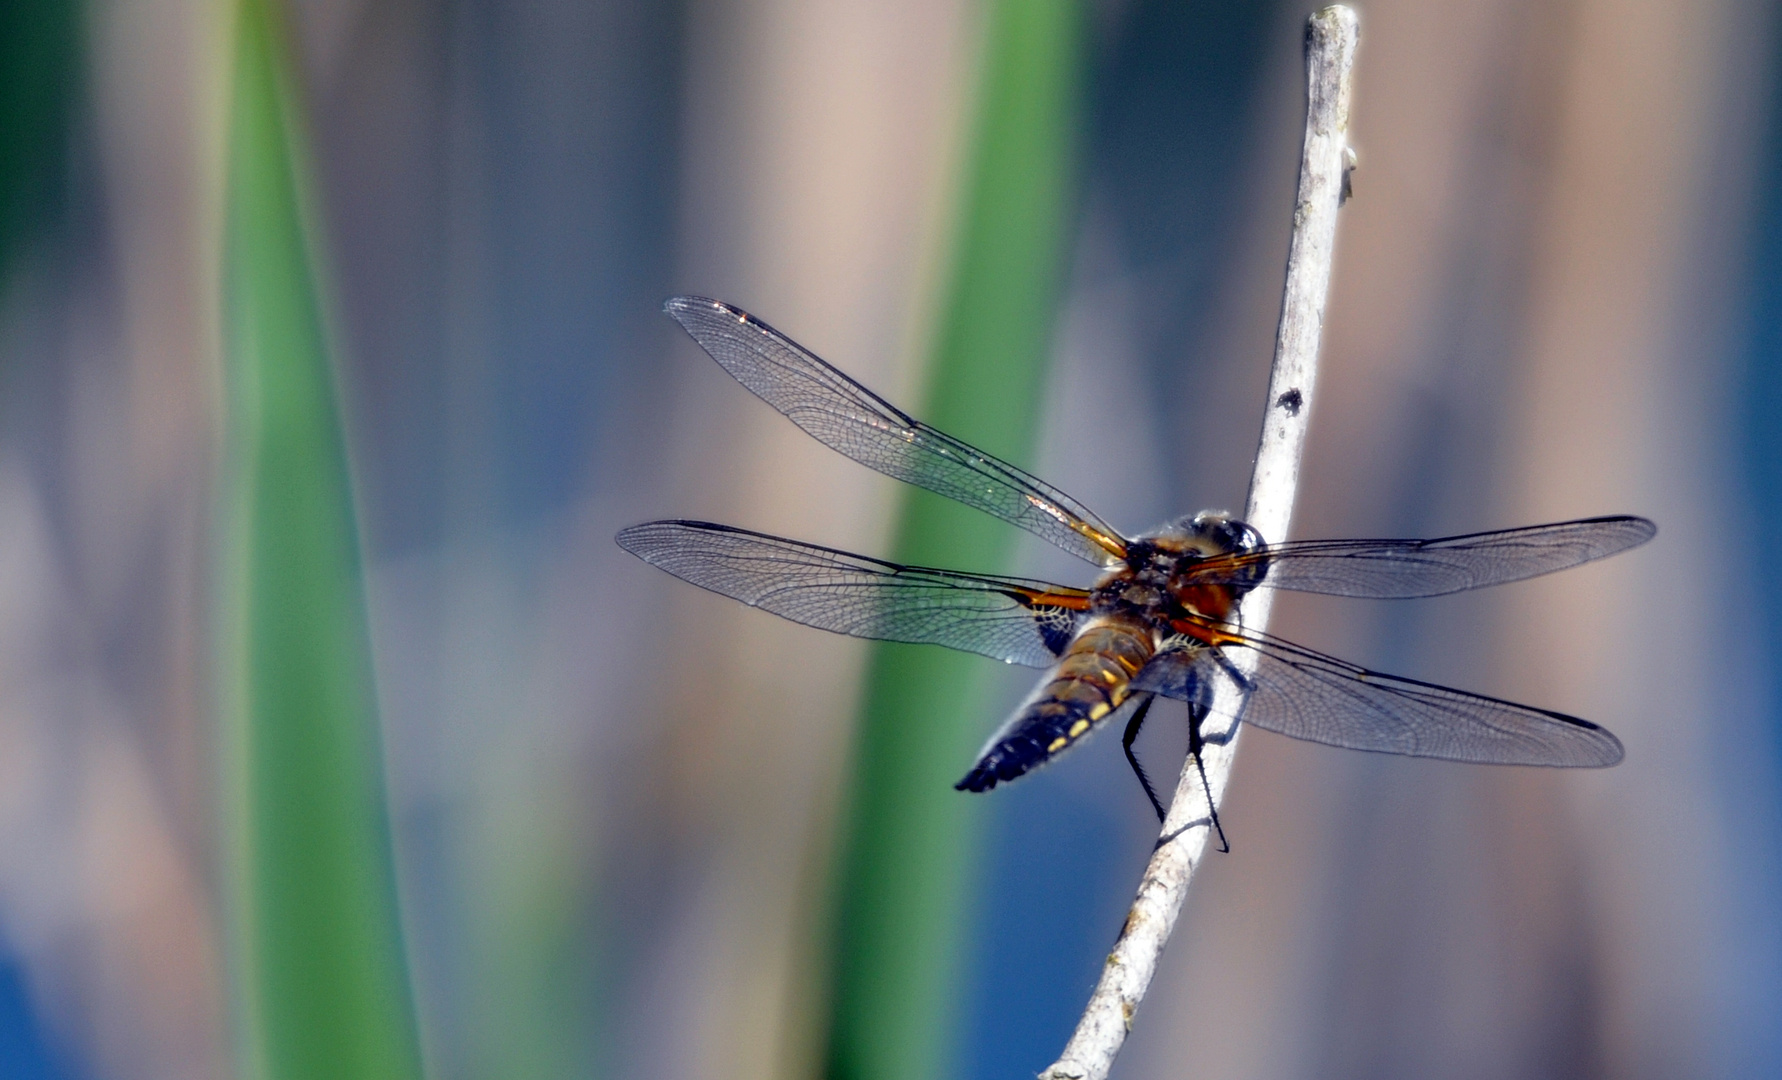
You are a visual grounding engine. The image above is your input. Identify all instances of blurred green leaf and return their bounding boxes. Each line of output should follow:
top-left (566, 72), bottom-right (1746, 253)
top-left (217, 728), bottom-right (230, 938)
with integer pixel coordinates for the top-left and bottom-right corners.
top-left (217, 3), bottom-right (423, 1078)
top-left (826, 1), bottom-right (1082, 1078)
top-left (0, 0), bottom-right (77, 274)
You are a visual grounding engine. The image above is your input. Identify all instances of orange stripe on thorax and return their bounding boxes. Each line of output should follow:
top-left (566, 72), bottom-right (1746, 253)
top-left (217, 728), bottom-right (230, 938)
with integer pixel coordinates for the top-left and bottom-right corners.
top-left (1168, 615), bottom-right (1243, 647)
top-left (1170, 581), bottom-right (1236, 622)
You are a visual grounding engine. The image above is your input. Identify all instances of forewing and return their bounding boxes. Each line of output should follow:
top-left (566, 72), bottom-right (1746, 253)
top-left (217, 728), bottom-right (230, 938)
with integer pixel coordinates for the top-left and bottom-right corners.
top-left (616, 520), bottom-right (1088, 667)
top-left (1186, 516), bottom-right (1655, 598)
top-left (1134, 626), bottom-right (1623, 767)
top-left (664, 296), bottom-right (1128, 567)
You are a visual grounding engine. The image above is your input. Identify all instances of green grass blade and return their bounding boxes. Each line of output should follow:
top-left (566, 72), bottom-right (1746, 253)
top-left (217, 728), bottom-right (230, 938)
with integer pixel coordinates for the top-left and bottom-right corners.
top-left (825, 1), bottom-right (1081, 1077)
top-left (217, 3), bottom-right (423, 1078)
top-left (0, 0), bottom-right (77, 272)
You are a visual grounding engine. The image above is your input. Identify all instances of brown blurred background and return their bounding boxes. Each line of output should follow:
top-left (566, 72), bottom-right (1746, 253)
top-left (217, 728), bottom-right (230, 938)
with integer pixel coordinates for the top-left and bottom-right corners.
top-left (1, 0), bottom-right (1780, 1078)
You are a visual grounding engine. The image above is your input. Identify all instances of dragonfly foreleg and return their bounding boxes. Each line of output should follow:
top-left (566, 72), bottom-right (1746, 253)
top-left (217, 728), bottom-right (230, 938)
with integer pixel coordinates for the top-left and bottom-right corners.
top-left (1121, 694), bottom-right (1166, 822)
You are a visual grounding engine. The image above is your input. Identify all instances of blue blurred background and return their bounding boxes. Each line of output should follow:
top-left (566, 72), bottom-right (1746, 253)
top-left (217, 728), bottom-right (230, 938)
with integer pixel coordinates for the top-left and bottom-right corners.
top-left (2, 0), bottom-right (1781, 1077)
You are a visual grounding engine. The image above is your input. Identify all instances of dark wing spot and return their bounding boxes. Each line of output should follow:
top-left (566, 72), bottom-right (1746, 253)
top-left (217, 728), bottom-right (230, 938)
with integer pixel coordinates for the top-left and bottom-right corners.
top-left (1008, 590), bottom-right (1082, 657)
top-left (1035, 606), bottom-right (1077, 656)
top-left (1275, 388), bottom-right (1303, 416)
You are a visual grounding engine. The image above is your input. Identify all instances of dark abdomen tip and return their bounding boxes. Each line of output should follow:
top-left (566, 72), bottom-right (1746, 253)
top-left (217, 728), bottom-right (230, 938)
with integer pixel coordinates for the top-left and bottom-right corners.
top-left (955, 734), bottom-right (1053, 792)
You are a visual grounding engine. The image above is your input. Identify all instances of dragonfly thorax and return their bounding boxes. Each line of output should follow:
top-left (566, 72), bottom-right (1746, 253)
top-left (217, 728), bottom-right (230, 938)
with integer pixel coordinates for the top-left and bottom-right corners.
top-left (1090, 513), bottom-right (1268, 628)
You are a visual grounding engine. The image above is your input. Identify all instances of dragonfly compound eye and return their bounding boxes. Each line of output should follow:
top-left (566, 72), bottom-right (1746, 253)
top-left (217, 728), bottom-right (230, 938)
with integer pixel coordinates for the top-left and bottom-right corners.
top-left (1215, 518), bottom-right (1264, 556)
top-left (1203, 517), bottom-right (1268, 592)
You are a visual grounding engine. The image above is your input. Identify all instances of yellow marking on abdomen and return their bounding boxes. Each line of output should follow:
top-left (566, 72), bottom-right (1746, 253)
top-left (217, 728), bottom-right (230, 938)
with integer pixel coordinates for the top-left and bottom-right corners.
top-left (1007, 617), bottom-right (1161, 766)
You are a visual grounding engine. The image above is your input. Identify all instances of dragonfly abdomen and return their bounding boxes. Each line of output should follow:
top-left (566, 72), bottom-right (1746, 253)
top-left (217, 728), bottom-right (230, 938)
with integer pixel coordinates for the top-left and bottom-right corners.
top-left (956, 620), bottom-right (1157, 792)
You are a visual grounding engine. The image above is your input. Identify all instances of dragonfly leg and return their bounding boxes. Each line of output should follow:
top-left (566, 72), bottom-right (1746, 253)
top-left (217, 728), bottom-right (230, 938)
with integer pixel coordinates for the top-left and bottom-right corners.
top-left (1125, 691), bottom-right (1230, 850)
top-left (1121, 694), bottom-right (1167, 822)
top-left (1187, 700), bottom-right (1231, 854)
top-left (1191, 646), bottom-right (1254, 751)
top-left (1209, 644), bottom-right (1255, 695)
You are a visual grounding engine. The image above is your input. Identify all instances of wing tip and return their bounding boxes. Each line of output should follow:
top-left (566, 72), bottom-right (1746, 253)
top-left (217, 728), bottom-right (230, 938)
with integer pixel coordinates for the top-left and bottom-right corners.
top-left (613, 522), bottom-right (655, 558)
top-left (1539, 709), bottom-right (1625, 767)
top-left (1585, 727), bottom-right (1626, 767)
top-left (1581, 513), bottom-right (1656, 552)
top-left (664, 295), bottom-right (741, 325)
top-left (614, 519), bottom-right (711, 560)
top-left (615, 519), bottom-right (734, 549)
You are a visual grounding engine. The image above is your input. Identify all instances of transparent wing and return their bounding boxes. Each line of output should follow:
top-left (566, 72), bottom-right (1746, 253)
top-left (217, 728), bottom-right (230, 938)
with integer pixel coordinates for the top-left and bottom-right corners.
top-left (616, 520), bottom-right (1090, 667)
top-left (1185, 516), bottom-right (1654, 598)
top-left (664, 296), bottom-right (1129, 567)
top-left (1133, 623), bottom-right (1623, 767)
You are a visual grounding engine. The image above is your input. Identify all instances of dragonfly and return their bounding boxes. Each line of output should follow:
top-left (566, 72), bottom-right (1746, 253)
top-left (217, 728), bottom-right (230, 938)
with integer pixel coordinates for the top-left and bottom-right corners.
top-left (619, 297), bottom-right (1653, 836)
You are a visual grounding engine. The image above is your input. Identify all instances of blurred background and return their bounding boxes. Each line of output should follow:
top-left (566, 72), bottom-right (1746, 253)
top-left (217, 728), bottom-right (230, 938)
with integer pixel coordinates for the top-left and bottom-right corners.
top-left (2, 0), bottom-right (1781, 1077)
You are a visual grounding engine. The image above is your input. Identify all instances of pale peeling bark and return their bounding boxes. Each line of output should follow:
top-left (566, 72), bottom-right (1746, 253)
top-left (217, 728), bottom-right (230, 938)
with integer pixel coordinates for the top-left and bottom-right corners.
top-left (1039, 9), bottom-right (1357, 1079)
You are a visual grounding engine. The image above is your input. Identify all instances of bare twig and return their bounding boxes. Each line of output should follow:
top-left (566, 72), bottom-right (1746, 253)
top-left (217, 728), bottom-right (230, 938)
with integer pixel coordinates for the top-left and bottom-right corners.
top-left (1038, 9), bottom-right (1358, 1079)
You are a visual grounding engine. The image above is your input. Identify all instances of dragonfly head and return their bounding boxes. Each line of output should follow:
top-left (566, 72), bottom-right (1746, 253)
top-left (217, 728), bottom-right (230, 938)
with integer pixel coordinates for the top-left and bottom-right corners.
top-left (1178, 511), bottom-right (1268, 594)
